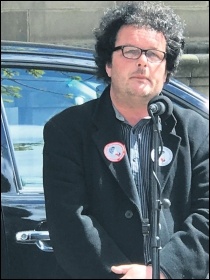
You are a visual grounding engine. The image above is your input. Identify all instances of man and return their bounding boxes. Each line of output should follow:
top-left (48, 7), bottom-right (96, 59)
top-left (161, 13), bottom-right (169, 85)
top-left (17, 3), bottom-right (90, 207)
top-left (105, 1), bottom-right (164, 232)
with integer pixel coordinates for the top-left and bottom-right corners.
top-left (43, 1), bottom-right (209, 278)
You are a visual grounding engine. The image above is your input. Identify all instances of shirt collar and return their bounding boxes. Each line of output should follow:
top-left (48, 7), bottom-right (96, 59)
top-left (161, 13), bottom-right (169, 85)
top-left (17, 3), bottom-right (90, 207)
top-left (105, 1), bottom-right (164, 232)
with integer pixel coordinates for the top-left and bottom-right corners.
top-left (112, 103), bottom-right (151, 125)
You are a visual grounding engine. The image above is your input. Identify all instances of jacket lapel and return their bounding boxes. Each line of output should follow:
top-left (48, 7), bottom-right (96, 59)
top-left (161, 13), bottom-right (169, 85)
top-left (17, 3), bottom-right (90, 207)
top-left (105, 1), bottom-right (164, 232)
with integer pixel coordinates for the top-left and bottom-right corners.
top-left (153, 116), bottom-right (181, 192)
top-left (159, 132), bottom-right (181, 190)
top-left (92, 88), bottom-right (141, 209)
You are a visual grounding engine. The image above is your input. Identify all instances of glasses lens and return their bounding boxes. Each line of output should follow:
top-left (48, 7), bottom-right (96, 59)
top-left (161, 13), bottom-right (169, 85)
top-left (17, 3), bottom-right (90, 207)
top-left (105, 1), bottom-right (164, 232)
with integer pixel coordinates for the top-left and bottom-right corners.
top-left (146, 50), bottom-right (165, 62)
top-left (123, 46), bottom-right (141, 59)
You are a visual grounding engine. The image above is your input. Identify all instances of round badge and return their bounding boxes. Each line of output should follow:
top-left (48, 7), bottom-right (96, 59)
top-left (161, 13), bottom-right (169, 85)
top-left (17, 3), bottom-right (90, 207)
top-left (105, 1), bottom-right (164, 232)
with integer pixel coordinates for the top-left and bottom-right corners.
top-left (151, 146), bottom-right (173, 166)
top-left (104, 142), bottom-right (126, 162)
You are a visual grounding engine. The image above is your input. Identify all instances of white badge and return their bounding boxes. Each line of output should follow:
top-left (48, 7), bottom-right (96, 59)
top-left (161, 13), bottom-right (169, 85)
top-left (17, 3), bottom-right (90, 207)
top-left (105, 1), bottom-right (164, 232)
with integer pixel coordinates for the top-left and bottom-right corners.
top-left (104, 142), bottom-right (126, 162)
top-left (151, 146), bottom-right (173, 166)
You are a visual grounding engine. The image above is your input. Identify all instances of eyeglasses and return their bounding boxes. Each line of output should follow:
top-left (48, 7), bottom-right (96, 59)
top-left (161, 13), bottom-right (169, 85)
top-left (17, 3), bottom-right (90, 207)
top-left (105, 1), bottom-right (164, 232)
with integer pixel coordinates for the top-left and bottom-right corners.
top-left (113, 45), bottom-right (166, 63)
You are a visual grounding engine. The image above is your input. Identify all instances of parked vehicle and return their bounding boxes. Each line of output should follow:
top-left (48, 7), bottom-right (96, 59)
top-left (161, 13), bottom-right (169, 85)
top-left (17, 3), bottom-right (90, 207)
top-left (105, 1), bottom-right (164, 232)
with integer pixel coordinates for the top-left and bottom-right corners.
top-left (1, 40), bottom-right (209, 279)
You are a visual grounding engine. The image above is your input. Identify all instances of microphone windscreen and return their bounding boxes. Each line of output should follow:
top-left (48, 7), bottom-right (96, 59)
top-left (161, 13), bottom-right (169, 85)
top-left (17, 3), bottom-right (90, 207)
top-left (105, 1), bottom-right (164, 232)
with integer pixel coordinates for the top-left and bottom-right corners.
top-left (148, 95), bottom-right (173, 120)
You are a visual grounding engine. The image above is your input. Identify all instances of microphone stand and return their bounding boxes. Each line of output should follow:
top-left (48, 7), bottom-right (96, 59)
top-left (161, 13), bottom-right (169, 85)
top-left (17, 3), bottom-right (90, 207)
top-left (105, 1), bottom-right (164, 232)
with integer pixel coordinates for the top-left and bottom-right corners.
top-left (150, 114), bottom-right (162, 279)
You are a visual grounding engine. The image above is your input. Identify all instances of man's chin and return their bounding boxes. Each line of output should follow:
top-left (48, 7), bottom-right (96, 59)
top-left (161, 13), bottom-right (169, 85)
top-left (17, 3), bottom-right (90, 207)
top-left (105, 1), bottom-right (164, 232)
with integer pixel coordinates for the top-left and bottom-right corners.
top-left (136, 87), bottom-right (151, 97)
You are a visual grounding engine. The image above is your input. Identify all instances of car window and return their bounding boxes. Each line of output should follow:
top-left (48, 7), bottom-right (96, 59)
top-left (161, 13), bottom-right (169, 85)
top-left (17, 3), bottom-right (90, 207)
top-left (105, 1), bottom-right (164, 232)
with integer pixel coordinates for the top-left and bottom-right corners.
top-left (1, 67), bottom-right (106, 191)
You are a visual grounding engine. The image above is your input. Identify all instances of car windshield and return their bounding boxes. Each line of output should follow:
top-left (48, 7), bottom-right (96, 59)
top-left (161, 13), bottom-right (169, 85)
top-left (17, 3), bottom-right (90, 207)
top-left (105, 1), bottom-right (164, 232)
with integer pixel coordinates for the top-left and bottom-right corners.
top-left (1, 67), bottom-right (106, 189)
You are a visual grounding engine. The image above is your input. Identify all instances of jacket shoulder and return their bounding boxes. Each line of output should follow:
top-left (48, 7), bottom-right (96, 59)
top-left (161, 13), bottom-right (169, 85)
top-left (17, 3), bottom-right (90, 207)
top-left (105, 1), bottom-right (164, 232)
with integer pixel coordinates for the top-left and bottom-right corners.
top-left (173, 105), bottom-right (209, 129)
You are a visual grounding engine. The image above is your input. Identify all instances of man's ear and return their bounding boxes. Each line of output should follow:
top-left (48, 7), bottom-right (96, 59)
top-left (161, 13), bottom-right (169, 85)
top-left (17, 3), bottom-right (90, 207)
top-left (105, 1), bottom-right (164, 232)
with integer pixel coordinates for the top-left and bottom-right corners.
top-left (106, 62), bottom-right (112, 77)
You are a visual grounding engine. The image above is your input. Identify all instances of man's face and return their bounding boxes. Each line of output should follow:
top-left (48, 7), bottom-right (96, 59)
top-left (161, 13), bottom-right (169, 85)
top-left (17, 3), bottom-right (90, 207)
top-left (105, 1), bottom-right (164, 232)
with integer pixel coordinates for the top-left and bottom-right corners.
top-left (106, 25), bottom-right (167, 105)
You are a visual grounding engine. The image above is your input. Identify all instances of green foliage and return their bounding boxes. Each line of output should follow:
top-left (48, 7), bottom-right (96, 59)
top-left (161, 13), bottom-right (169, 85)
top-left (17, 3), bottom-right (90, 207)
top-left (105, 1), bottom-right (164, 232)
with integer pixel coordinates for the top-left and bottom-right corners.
top-left (65, 93), bottom-right (74, 99)
top-left (1, 85), bottom-right (22, 100)
top-left (71, 76), bottom-right (82, 81)
top-left (27, 69), bottom-right (45, 78)
top-left (1, 68), bottom-right (45, 102)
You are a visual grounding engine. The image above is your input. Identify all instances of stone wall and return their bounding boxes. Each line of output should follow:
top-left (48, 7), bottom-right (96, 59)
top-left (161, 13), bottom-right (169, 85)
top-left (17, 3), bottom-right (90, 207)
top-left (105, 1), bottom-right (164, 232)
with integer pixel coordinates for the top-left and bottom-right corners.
top-left (1, 1), bottom-right (209, 96)
top-left (176, 54), bottom-right (209, 95)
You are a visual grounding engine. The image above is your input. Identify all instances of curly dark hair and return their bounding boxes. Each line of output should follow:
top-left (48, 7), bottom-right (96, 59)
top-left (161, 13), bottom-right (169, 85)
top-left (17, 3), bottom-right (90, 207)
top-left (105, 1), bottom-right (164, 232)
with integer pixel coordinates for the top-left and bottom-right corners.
top-left (94, 1), bottom-right (185, 84)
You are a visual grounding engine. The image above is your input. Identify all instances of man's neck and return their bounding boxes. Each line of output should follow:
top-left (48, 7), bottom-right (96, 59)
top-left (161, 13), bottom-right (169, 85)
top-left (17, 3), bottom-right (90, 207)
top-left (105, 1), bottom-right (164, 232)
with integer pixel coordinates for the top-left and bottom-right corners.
top-left (112, 102), bottom-right (149, 126)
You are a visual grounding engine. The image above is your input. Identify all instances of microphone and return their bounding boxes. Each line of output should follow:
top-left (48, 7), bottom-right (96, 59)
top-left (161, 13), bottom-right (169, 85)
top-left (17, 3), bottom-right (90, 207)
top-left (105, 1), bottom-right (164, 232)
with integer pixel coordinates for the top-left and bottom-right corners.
top-left (148, 95), bottom-right (173, 120)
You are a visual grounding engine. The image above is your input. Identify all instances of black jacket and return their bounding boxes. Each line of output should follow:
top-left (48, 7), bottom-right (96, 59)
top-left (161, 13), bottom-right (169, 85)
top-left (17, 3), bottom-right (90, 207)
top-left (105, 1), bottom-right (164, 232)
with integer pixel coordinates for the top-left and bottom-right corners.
top-left (43, 87), bottom-right (209, 279)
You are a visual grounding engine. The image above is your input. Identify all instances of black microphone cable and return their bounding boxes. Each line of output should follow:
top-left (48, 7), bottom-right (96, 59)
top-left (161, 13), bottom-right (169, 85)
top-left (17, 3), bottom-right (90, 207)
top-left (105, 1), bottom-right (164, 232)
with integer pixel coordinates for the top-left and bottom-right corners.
top-left (148, 95), bottom-right (173, 157)
top-left (147, 95), bottom-right (173, 197)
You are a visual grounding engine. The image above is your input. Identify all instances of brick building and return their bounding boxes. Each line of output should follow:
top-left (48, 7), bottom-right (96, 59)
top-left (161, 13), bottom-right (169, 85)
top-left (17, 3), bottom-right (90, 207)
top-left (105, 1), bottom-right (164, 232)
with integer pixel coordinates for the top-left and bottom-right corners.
top-left (1, 1), bottom-right (209, 96)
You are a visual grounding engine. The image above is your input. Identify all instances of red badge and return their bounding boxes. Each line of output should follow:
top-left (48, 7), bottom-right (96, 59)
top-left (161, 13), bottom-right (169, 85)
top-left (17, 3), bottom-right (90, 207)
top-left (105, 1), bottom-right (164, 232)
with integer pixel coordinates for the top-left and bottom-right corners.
top-left (151, 146), bottom-right (173, 166)
top-left (104, 142), bottom-right (126, 162)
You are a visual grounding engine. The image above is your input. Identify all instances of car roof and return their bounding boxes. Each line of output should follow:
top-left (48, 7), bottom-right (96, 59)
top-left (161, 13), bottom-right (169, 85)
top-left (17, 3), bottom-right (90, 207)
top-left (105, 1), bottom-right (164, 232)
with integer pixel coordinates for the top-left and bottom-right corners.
top-left (1, 40), bottom-right (94, 58)
top-left (1, 40), bottom-right (96, 68)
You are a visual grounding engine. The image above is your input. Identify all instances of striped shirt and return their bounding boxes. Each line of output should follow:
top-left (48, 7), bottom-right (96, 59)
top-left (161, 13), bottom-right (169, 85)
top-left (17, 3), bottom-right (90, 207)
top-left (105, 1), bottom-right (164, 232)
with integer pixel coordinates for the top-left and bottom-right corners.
top-left (113, 105), bottom-right (153, 263)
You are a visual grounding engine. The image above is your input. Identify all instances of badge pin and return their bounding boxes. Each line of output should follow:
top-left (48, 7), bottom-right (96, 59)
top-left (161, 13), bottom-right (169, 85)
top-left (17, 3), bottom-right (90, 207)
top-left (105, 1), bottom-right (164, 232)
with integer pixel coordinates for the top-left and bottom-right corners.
top-left (104, 142), bottom-right (126, 162)
top-left (151, 146), bottom-right (173, 166)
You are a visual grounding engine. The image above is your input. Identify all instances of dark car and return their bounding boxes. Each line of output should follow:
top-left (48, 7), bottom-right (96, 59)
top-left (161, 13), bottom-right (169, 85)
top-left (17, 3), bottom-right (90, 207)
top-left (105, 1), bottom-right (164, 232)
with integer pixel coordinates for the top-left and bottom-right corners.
top-left (1, 40), bottom-right (209, 279)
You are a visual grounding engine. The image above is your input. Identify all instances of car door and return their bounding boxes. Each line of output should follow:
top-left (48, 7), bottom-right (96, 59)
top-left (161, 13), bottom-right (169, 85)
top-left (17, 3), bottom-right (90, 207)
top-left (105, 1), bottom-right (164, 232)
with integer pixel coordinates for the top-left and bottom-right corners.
top-left (1, 111), bottom-right (56, 279)
top-left (1, 63), bottom-right (106, 279)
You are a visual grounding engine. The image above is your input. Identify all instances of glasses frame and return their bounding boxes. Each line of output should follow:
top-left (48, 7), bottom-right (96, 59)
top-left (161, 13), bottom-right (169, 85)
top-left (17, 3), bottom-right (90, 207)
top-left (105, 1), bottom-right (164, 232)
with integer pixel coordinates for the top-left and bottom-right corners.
top-left (113, 45), bottom-right (166, 63)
